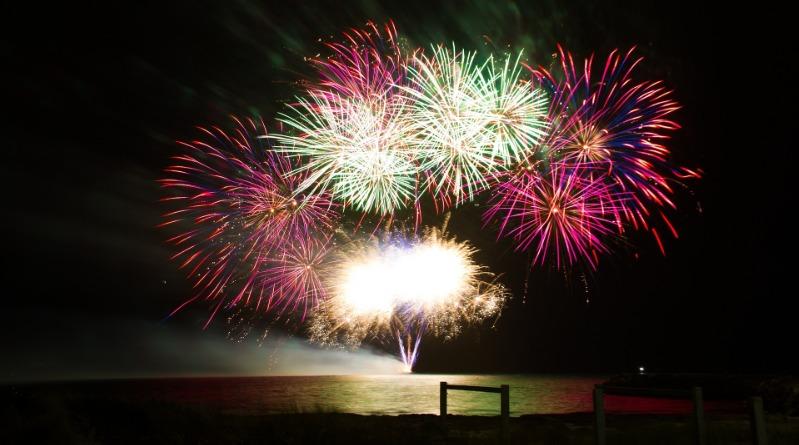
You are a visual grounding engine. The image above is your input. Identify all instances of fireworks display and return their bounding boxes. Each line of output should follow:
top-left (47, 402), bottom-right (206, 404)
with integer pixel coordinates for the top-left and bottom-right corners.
top-left (160, 21), bottom-right (699, 368)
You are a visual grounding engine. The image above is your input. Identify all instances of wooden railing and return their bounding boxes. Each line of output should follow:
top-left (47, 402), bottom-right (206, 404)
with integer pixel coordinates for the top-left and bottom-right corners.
top-left (439, 381), bottom-right (510, 418)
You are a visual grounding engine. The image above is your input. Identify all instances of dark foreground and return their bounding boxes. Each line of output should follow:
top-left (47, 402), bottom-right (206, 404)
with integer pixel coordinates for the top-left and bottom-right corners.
top-left (3, 388), bottom-right (799, 444)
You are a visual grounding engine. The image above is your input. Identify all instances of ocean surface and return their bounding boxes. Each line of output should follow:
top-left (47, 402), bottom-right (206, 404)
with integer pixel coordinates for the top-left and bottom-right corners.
top-left (31, 374), bottom-right (744, 416)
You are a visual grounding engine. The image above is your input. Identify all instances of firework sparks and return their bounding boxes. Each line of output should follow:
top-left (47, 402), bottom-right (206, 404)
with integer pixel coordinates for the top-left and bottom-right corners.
top-left (272, 93), bottom-right (419, 216)
top-left (271, 21), bottom-right (421, 216)
top-left (400, 46), bottom-right (548, 207)
top-left (258, 235), bottom-right (334, 321)
top-left (159, 117), bottom-right (339, 326)
top-left (309, 227), bottom-right (507, 371)
top-left (482, 52), bottom-right (550, 165)
top-left (310, 20), bottom-right (406, 101)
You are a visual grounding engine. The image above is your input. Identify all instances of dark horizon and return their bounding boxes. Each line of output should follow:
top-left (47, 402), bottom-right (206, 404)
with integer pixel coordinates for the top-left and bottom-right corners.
top-left (3, 0), bottom-right (796, 382)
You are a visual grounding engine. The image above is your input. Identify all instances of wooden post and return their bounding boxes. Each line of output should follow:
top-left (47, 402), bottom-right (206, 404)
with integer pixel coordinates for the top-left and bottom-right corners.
top-left (593, 386), bottom-right (606, 445)
top-left (750, 396), bottom-right (768, 445)
top-left (500, 384), bottom-right (510, 418)
top-left (500, 384), bottom-right (510, 443)
top-left (440, 381), bottom-right (447, 417)
top-left (692, 387), bottom-right (706, 445)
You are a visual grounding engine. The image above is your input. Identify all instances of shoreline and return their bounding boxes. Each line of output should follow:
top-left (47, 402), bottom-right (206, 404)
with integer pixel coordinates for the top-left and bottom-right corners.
top-left (3, 391), bottom-right (798, 444)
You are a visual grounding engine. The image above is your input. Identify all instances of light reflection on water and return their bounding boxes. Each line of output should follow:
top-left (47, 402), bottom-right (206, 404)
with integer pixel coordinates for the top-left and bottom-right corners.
top-left (136, 374), bottom-right (604, 416)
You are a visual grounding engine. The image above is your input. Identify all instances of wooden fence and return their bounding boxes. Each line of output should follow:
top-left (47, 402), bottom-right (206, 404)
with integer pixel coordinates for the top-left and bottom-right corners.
top-left (439, 381), bottom-right (510, 418)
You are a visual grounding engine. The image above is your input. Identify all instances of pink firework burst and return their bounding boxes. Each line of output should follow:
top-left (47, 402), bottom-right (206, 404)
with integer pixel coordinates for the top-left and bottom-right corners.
top-left (159, 117), bottom-right (339, 327)
top-left (485, 163), bottom-right (626, 269)
top-left (529, 45), bottom-right (701, 254)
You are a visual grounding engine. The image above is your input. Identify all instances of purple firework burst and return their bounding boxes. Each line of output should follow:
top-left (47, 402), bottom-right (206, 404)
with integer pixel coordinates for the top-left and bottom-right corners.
top-left (485, 163), bottom-right (626, 269)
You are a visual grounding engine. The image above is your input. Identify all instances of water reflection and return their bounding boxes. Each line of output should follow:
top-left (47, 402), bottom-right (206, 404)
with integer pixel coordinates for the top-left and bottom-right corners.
top-left (113, 374), bottom-right (604, 416)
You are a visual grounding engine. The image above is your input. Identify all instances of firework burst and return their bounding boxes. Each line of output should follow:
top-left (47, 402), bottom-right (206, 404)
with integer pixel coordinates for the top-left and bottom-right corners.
top-left (485, 163), bottom-right (625, 269)
top-left (272, 94), bottom-right (419, 216)
top-left (270, 21), bottom-right (421, 217)
top-left (309, 226), bottom-right (507, 371)
top-left (530, 45), bottom-right (700, 253)
top-left (400, 46), bottom-right (548, 207)
top-left (159, 117), bottom-right (339, 326)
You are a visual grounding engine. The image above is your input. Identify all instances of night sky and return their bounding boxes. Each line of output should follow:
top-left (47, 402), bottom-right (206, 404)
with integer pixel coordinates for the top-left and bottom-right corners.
top-left (3, 1), bottom-right (795, 381)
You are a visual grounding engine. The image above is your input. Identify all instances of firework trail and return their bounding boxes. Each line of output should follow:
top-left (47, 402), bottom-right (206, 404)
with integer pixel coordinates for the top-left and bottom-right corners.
top-left (159, 117), bottom-right (339, 326)
top-left (528, 45), bottom-right (701, 254)
top-left (309, 225), bottom-right (507, 371)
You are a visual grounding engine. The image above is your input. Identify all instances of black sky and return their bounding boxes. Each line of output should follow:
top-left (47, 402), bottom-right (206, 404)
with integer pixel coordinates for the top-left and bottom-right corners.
top-left (2, 0), bottom-right (796, 381)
